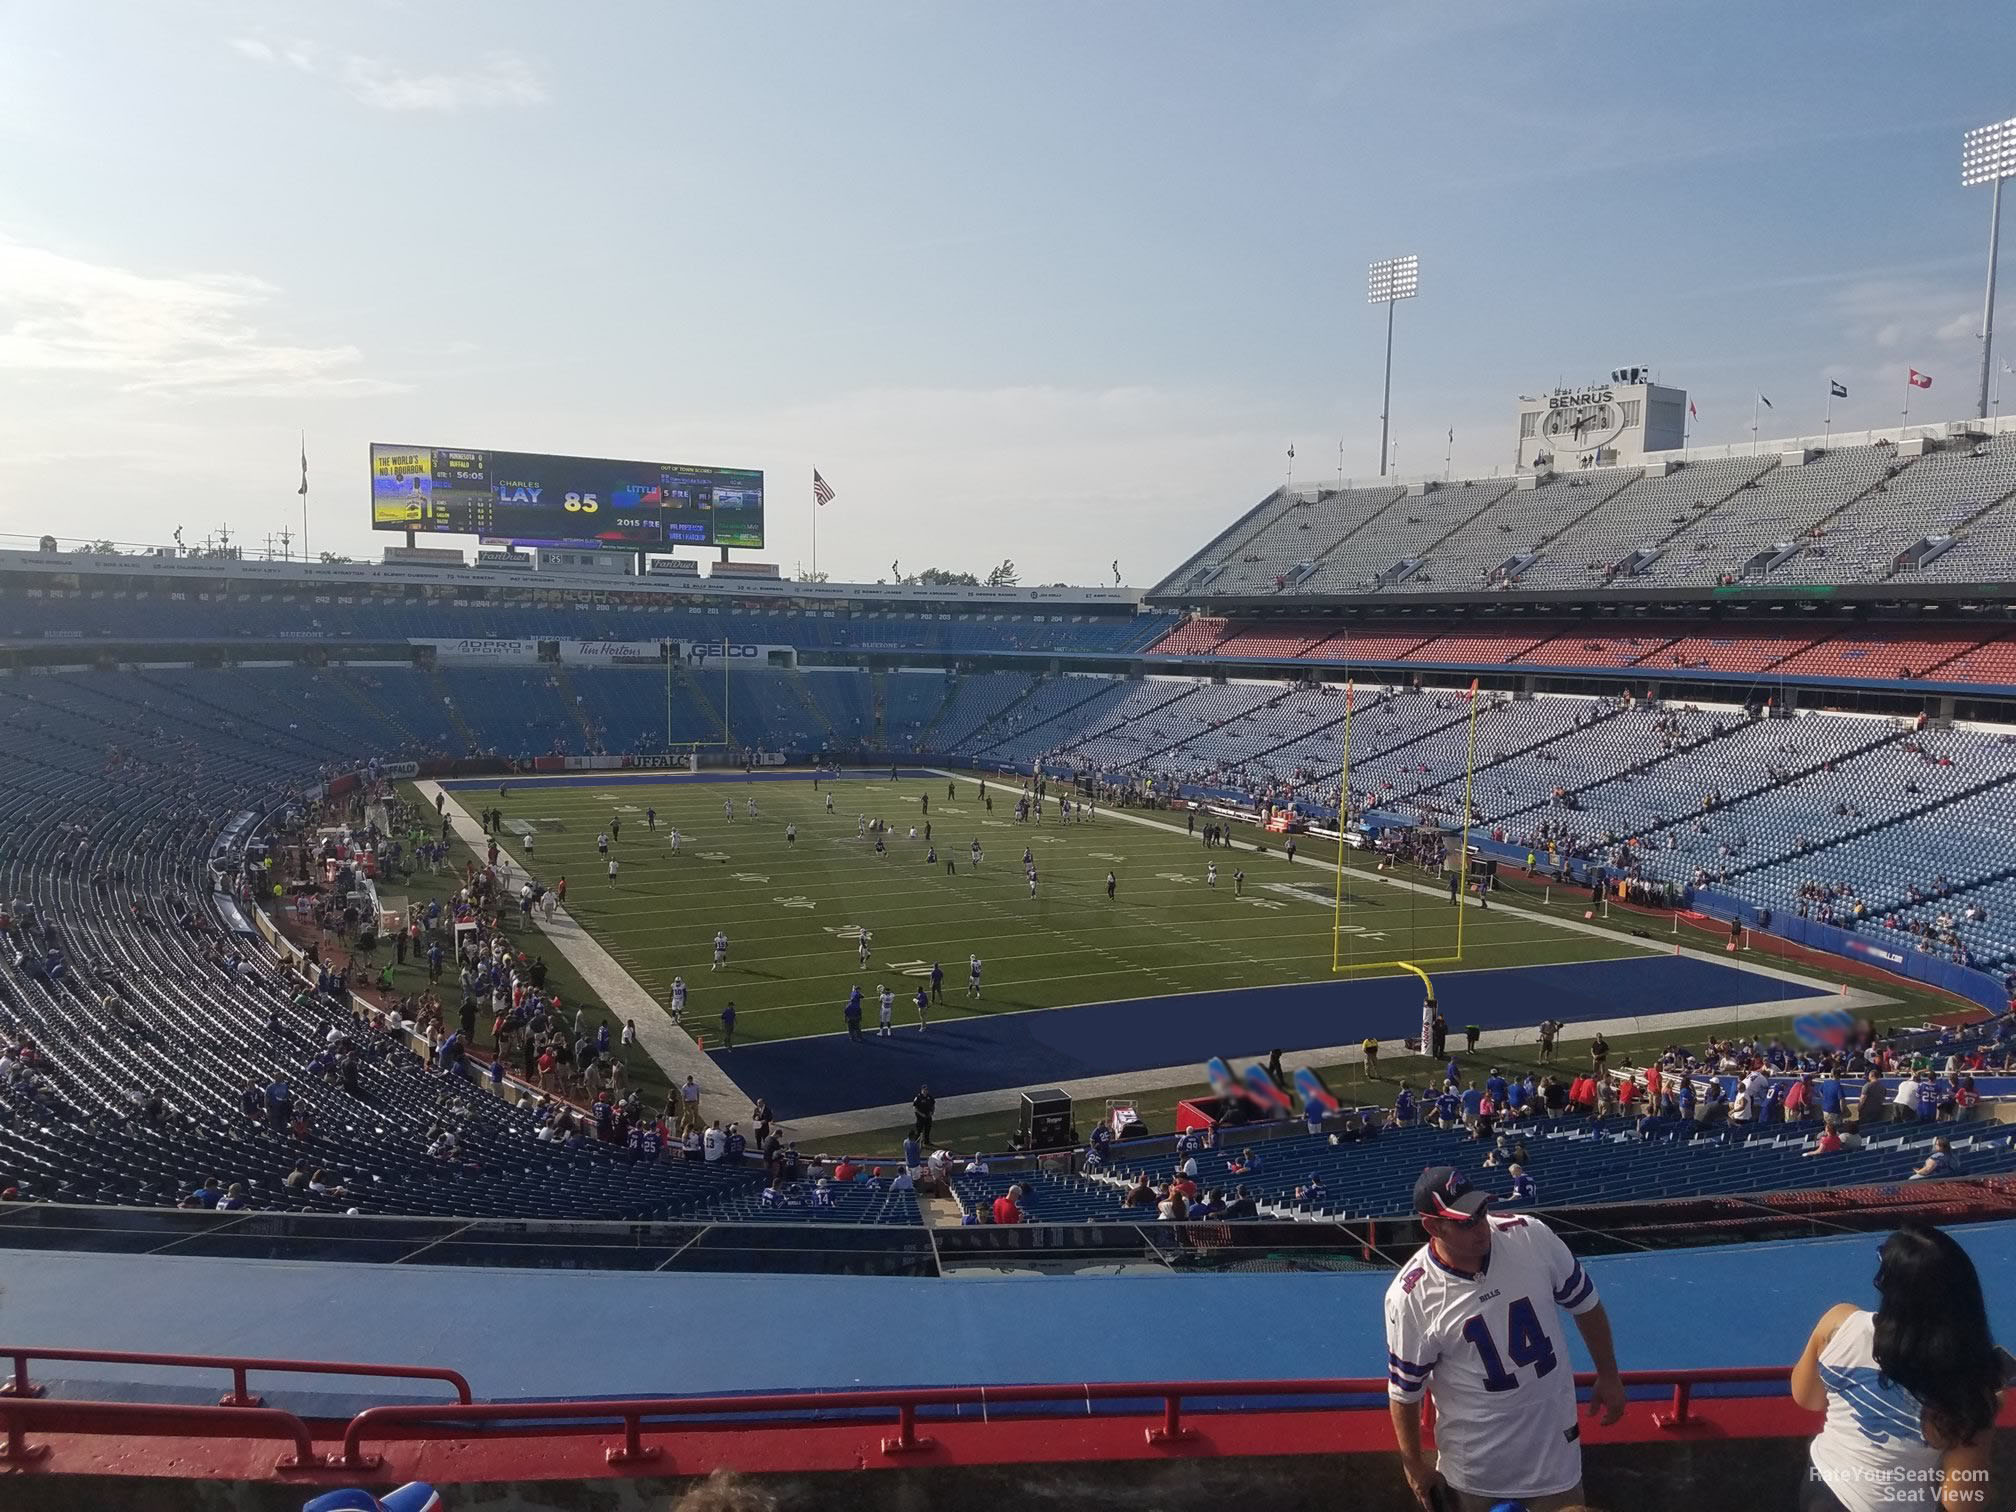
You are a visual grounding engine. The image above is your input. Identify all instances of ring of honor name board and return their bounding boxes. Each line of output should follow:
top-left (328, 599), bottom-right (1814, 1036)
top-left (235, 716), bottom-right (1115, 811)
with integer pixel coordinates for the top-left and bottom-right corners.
top-left (370, 445), bottom-right (764, 549)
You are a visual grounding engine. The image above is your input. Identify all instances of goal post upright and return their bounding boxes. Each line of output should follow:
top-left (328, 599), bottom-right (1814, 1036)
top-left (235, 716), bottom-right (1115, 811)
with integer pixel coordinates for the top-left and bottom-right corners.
top-left (1454, 676), bottom-right (1479, 963)
top-left (1330, 678), bottom-right (1354, 973)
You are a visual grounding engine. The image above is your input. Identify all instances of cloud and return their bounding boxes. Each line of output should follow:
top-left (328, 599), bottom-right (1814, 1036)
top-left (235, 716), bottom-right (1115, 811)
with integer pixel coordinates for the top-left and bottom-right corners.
top-left (0, 236), bottom-right (403, 398)
top-left (226, 36), bottom-right (546, 112)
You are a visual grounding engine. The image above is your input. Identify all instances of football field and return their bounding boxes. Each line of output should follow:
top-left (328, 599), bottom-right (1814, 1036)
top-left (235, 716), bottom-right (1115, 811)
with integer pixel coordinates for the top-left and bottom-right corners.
top-left (466, 769), bottom-right (1635, 1045)
top-left (439, 768), bottom-right (1851, 1125)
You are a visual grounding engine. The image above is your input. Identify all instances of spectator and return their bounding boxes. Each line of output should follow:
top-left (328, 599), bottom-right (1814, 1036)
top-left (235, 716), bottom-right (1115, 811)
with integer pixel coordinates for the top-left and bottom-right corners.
top-left (1803, 1117), bottom-right (1845, 1157)
top-left (1507, 1164), bottom-right (1536, 1205)
top-left (1792, 1223), bottom-right (2002, 1510)
top-left (991, 1184), bottom-right (1025, 1225)
top-left (1908, 1136), bottom-right (1959, 1181)
top-left (1892, 1071), bottom-right (1921, 1124)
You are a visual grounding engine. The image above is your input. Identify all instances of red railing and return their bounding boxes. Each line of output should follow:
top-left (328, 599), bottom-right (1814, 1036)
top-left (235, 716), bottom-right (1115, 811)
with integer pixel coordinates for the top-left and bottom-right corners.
top-left (0, 1345), bottom-right (472, 1411)
top-left (1, 1398), bottom-right (323, 1473)
top-left (331, 1366), bottom-right (1797, 1471)
top-left (34, 1357), bottom-right (1991, 1482)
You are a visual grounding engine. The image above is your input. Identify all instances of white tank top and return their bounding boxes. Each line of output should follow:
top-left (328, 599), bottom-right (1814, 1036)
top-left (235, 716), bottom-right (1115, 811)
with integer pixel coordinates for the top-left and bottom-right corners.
top-left (1808, 1309), bottom-right (1943, 1511)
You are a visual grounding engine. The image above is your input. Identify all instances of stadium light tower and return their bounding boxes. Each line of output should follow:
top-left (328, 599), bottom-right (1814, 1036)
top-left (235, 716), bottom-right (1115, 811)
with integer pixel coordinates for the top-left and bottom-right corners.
top-left (1367, 255), bottom-right (1420, 475)
top-left (1963, 116), bottom-right (2016, 421)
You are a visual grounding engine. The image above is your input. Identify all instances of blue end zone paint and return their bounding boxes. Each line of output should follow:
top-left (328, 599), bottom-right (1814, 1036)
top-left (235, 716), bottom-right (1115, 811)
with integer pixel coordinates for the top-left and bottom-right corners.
top-left (718, 954), bottom-right (1832, 1119)
top-left (440, 768), bottom-right (941, 791)
top-left (5, 1221), bottom-right (2011, 1411)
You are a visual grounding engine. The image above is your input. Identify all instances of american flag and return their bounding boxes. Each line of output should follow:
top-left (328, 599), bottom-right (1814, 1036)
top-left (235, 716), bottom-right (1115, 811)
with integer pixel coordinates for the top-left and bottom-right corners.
top-left (813, 470), bottom-right (835, 507)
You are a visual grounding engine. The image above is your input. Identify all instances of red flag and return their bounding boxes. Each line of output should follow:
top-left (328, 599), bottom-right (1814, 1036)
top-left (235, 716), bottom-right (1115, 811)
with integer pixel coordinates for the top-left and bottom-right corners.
top-left (1908, 369), bottom-right (1933, 389)
top-left (1345, 679), bottom-right (1354, 712)
top-left (1468, 678), bottom-right (1479, 700)
top-left (1688, 400), bottom-right (1698, 419)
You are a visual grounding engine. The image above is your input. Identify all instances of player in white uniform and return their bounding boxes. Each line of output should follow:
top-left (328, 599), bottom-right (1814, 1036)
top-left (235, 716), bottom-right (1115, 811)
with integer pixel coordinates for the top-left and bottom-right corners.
top-left (711, 931), bottom-right (728, 971)
top-left (669, 828), bottom-right (680, 854)
top-left (668, 975), bottom-right (687, 1025)
top-left (967, 954), bottom-right (982, 998)
top-left (1384, 1167), bottom-right (1624, 1511)
top-left (1206, 862), bottom-right (1218, 888)
top-left (826, 792), bottom-right (835, 812)
top-left (786, 823), bottom-right (797, 845)
top-left (877, 984), bottom-right (894, 1036)
top-left (747, 797), bottom-right (758, 817)
top-left (724, 800), bottom-right (734, 821)
top-left (857, 931), bottom-right (872, 968)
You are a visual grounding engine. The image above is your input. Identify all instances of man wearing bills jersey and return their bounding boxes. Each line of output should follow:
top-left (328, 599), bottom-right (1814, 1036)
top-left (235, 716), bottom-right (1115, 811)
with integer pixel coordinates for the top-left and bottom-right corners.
top-left (1385, 1166), bottom-right (1625, 1510)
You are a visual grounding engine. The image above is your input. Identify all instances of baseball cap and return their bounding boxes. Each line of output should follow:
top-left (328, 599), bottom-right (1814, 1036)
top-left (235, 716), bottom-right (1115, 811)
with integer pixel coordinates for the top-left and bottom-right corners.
top-left (1413, 1165), bottom-right (1493, 1221)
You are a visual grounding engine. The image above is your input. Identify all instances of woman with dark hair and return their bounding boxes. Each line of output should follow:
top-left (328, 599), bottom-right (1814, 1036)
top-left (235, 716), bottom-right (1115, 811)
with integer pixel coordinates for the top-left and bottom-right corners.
top-left (1791, 1223), bottom-right (2003, 1510)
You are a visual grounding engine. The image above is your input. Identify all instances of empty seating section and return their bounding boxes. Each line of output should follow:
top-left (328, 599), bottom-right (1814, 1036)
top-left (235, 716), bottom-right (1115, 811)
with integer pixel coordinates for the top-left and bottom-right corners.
top-left (1393, 470), bottom-right (1641, 589)
top-left (1925, 639), bottom-right (2016, 687)
top-left (1151, 617), bottom-right (1231, 655)
top-left (1620, 446), bottom-right (1897, 584)
top-left (1051, 682), bottom-right (1284, 775)
top-left (1511, 456), bottom-right (1776, 590)
top-left (0, 582), bottom-right (1169, 658)
top-left (963, 1120), bottom-right (2016, 1223)
top-left (1770, 634), bottom-right (1986, 681)
top-left (1176, 487), bottom-right (1411, 598)
top-left (882, 672), bottom-right (951, 748)
top-left (1303, 482), bottom-right (1517, 596)
top-left (1801, 437), bottom-right (2016, 584)
top-left (1304, 630), bottom-right (1439, 662)
top-left (0, 702), bottom-right (812, 1219)
top-left (1210, 625), bottom-right (1334, 658)
top-left (1147, 618), bottom-right (2016, 688)
top-left (1909, 491), bottom-right (2016, 582)
top-left (803, 670), bottom-right (875, 746)
top-left (1646, 632), bottom-right (1818, 674)
top-left (1154, 490), bottom-right (1308, 596)
top-left (962, 678), bottom-right (1137, 764)
top-left (1402, 631), bottom-right (1551, 666)
top-left (1516, 631), bottom-right (1681, 667)
top-left (1149, 438), bottom-right (2016, 601)
top-left (928, 673), bottom-right (1039, 751)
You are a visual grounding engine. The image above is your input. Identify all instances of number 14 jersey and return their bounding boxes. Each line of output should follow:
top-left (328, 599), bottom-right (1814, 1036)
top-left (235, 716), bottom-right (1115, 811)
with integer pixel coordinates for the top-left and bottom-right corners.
top-left (1383, 1213), bottom-right (1600, 1499)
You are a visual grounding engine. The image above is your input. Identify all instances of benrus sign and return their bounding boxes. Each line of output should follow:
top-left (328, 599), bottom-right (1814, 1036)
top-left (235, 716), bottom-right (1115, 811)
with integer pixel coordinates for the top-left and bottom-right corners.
top-left (1547, 386), bottom-right (1615, 409)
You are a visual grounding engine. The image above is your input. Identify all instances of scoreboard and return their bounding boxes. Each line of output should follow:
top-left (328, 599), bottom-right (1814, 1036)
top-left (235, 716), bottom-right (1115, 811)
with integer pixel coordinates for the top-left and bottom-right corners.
top-left (370, 444), bottom-right (764, 549)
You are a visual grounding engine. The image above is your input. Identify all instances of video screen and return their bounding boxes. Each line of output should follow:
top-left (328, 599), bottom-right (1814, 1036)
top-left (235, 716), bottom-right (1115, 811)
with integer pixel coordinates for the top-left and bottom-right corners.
top-left (370, 445), bottom-right (763, 549)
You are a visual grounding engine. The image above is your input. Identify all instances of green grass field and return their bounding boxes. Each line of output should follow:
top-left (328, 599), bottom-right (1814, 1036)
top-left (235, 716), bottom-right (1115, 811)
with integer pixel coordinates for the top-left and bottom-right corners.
top-left (453, 771), bottom-right (1639, 1048)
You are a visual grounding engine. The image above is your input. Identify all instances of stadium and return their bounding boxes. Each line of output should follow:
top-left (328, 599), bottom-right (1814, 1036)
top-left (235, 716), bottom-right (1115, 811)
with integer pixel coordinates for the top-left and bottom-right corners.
top-left (6, 15), bottom-right (2016, 1512)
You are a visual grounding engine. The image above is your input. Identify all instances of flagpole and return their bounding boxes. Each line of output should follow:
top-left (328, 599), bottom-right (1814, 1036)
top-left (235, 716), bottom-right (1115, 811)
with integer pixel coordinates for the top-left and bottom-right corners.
top-left (812, 475), bottom-right (818, 581)
top-left (1752, 394), bottom-right (1760, 456)
top-left (1824, 387), bottom-right (1832, 446)
top-left (299, 431), bottom-right (309, 561)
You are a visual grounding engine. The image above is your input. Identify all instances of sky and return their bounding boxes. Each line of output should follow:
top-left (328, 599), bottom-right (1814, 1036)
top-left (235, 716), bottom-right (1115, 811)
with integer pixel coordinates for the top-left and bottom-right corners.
top-left (0, 1), bottom-right (2012, 588)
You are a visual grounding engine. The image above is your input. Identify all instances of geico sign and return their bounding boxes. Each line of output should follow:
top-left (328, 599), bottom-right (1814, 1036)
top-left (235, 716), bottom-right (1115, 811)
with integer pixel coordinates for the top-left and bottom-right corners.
top-left (685, 643), bottom-right (763, 661)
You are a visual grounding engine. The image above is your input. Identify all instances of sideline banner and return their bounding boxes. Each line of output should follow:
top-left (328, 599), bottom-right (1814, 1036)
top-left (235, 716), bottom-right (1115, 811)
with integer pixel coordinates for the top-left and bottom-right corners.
top-left (410, 638), bottom-right (539, 661)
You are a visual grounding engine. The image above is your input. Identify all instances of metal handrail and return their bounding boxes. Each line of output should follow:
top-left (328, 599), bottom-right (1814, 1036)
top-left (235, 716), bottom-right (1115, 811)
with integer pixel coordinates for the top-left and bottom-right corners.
top-left (0, 1345), bottom-right (471, 1410)
top-left (1, 1396), bottom-right (321, 1472)
top-left (334, 1366), bottom-right (1799, 1471)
